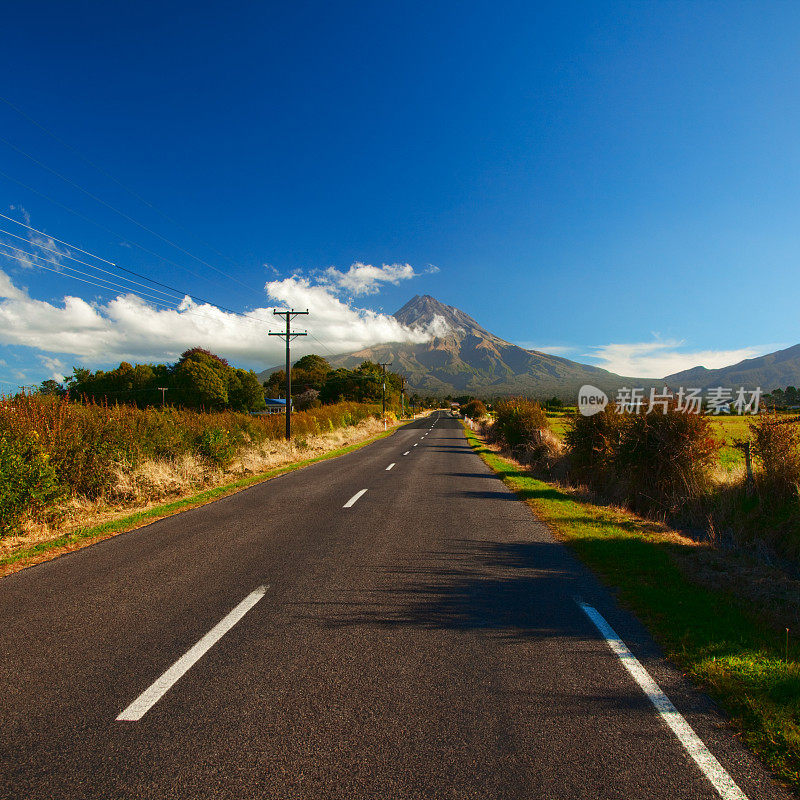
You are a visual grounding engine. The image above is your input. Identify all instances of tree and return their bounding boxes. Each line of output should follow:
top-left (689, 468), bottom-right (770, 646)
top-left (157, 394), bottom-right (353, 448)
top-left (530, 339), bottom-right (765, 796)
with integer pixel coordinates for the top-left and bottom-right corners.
top-left (316, 361), bottom-right (402, 405)
top-left (176, 358), bottom-right (228, 409)
top-left (229, 369), bottom-right (266, 411)
top-left (37, 379), bottom-right (66, 396)
top-left (292, 354), bottom-right (331, 389)
top-left (295, 388), bottom-right (321, 410)
top-left (263, 370), bottom-right (285, 398)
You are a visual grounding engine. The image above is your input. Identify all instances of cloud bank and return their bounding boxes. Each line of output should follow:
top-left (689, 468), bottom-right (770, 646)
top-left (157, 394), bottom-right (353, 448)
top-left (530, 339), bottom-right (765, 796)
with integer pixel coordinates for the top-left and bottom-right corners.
top-left (584, 339), bottom-right (777, 378)
top-left (0, 262), bottom-right (439, 376)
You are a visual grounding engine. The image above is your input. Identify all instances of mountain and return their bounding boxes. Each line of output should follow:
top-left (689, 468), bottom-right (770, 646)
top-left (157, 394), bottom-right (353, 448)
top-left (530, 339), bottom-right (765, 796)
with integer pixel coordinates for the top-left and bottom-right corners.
top-left (664, 344), bottom-right (800, 392)
top-left (258, 295), bottom-right (800, 398)
top-left (319, 295), bottom-right (638, 398)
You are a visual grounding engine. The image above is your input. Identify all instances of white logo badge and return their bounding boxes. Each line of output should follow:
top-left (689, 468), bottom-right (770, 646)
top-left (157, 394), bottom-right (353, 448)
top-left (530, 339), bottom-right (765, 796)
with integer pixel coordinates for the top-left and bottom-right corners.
top-left (578, 385), bottom-right (608, 416)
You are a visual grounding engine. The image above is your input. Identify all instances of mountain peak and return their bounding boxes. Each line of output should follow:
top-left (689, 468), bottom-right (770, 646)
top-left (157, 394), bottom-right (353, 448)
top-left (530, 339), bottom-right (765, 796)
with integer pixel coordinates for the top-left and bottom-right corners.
top-left (393, 294), bottom-right (492, 339)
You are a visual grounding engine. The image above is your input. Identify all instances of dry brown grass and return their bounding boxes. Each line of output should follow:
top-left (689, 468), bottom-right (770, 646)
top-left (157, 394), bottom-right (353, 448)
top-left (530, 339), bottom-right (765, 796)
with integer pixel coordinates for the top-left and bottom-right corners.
top-left (0, 416), bottom-right (394, 561)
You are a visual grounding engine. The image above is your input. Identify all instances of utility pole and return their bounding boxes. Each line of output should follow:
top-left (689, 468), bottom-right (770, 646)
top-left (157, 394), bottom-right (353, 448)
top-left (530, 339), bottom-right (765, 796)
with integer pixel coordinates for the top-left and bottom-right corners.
top-left (378, 361), bottom-right (392, 430)
top-left (400, 375), bottom-right (406, 420)
top-left (269, 309), bottom-right (308, 439)
top-left (157, 387), bottom-right (168, 407)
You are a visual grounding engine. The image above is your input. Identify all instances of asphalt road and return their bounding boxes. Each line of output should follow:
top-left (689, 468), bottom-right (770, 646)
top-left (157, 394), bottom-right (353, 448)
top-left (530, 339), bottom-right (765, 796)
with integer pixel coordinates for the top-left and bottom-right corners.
top-left (0, 412), bottom-right (791, 799)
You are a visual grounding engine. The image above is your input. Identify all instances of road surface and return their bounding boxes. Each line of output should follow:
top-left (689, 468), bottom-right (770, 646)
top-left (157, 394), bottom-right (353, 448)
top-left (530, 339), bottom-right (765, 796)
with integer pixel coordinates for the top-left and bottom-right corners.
top-left (0, 413), bottom-right (790, 799)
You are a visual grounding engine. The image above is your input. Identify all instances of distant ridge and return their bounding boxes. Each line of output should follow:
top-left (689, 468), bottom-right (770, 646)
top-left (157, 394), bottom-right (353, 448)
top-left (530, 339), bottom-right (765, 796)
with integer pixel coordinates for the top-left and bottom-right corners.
top-left (664, 343), bottom-right (800, 391)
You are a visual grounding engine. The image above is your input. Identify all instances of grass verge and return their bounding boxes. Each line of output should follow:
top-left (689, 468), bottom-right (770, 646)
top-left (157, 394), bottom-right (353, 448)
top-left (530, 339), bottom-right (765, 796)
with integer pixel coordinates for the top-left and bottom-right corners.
top-left (463, 423), bottom-right (800, 794)
top-left (1, 423), bottom-right (402, 578)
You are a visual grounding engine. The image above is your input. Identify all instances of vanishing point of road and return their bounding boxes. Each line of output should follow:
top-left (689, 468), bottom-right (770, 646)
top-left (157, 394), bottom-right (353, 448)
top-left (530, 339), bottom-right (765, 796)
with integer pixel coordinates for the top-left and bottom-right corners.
top-left (0, 413), bottom-right (791, 799)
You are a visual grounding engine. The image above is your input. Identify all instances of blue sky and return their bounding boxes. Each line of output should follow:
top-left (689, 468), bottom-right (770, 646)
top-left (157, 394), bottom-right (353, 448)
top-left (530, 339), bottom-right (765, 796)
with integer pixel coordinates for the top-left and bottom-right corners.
top-left (1, 1), bottom-right (799, 388)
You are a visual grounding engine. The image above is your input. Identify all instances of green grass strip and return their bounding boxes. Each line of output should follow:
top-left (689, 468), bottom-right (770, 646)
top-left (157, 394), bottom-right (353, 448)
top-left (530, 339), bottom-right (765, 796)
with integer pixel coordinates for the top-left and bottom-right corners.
top-left (2, 424), bottom-right (401, 571)
top-left (463, 425), bottom-right (800, 794)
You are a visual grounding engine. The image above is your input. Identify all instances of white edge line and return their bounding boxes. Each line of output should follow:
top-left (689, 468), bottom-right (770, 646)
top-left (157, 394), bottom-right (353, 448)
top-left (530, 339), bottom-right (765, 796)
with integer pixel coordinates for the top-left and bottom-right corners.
top-left (116, 585), bottom-right (269, 722)
top-left (343, 488), bottom-right (368, 508)
top-left (577, 600), bottom-right (748, 800)
top-left (386, 463), bottom-right (395, 470)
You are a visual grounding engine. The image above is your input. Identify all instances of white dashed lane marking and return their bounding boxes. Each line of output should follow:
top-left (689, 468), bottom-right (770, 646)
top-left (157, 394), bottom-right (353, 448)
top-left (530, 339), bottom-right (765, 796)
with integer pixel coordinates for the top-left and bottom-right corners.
top-left (116, 585), bottom-right (269, 722)
top-left (343, 489), bottom-right (368, 508)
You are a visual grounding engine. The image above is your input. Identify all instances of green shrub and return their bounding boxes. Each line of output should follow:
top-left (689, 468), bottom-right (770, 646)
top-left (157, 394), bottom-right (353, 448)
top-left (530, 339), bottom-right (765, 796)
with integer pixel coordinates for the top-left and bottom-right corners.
top-left (198, 428), bottom-right (237, 468)
top-left (462, 399), bottom-right (487, 419)
top-left (564, 405), bottom-right (625, 487)
top-left (0, 395), bottom-right (379, 509)
top-left (0, 433), bottom-right (64, 535)
top-left (615, 408), bottom-right (718, 515)
top-left (750, 413), bottom-right (800, 502)
top-left (565, 404), bottom-right (718, 515)
top-left (491, 398), bottom-right (556, 466)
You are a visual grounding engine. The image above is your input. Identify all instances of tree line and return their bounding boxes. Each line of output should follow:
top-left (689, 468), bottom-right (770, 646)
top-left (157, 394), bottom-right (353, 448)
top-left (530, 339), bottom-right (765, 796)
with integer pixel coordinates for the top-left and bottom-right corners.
top-left (50, 348), bottom-right (266, 412)
top-left (34, 350), bottom-right (445, 414)
top-left (263, 355), bottom-right (412, 410)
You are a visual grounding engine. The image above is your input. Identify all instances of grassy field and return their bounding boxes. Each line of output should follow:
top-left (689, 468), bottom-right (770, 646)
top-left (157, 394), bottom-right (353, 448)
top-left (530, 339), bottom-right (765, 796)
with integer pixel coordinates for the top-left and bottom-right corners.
top-left (545, 411), bottom-right (571, 440)
top-left (711, 415), bottom-right (755, 470)
top-left (463, 423), bottom-right (800, 794)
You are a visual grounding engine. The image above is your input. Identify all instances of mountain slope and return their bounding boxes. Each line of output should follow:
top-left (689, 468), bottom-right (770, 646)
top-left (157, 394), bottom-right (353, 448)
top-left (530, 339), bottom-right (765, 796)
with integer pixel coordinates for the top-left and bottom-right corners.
top-left (665, 343), bottom-right (800, 391)
top-left (324, 295), bottom-right (636, 397)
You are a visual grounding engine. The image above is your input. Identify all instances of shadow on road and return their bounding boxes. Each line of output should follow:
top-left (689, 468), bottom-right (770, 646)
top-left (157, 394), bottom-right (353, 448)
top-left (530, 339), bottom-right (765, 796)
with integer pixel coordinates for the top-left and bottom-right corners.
top-left (309, 538), bottom-right (589, 639)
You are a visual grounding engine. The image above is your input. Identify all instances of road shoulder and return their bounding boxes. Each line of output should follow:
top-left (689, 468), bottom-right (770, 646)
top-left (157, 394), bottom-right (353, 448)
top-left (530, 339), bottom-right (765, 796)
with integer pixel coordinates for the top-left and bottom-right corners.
top-left (462, 422), bottom-right (800, 796)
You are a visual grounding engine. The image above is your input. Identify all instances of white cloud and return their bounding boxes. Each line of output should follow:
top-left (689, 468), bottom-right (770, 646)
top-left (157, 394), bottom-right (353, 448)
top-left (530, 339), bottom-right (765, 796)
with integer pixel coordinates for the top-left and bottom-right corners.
top-left (266, 276), bottom-right (434, 352)
top-left (584, 338), bottom-right (778, 378)
top-left (320, 262), bottom-right (417, 296)
top-left (425, 314), bottom-right (455, 339)
top-left (517, 342), bottom-right (577, 355)
top-left (0, 269), bottom-right (26, 300)
top-left (0, 267), bottom-right (437, 369)
top-left (39, 356), bottom-right (67, 381)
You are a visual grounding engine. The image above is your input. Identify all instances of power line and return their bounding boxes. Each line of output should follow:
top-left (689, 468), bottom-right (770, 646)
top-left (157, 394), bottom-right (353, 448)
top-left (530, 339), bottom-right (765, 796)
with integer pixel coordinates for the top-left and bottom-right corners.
top-left (0, 134), bottom-right (260, 294)
top-left (0, 227), bottom-right (184, 302)
top-left (0, 95), bottom-right (244, 271)
top-left (0, 214), bottom-right (279, 325)
top-left (0, 167), bottom-right (249, 296)
top-left (0, 243), bottom-right (185, 306)
top-left (0, 245), bottom-right (275, 334)
top-left (308, 332), bottom-right (340, 358)
top-left (0, 211), bottom-right (115, 264)
top-left (0, 214), bottom-right (354, 369)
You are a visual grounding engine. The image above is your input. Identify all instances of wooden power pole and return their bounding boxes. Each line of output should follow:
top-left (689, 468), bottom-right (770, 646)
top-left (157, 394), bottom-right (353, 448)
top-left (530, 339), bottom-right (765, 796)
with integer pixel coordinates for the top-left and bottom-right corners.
top-left (379, 361), bottom-right (392, 430)
top-left (269, 309), bottom-right (308, 439)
